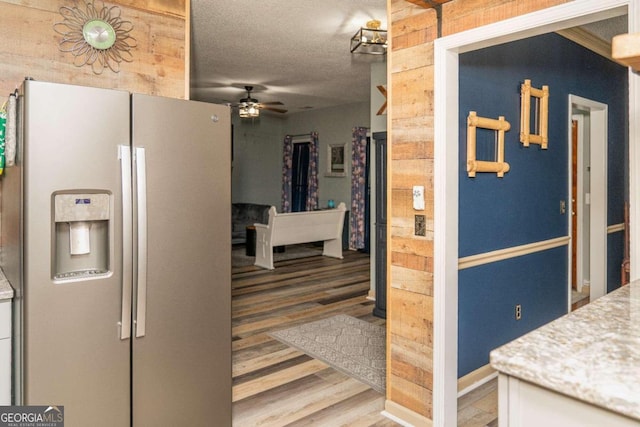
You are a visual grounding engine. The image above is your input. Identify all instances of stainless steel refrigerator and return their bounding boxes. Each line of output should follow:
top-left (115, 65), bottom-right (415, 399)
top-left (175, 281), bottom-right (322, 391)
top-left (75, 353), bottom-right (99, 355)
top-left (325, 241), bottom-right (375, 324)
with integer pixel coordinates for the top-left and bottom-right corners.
top-left (1, 80), bottom-right (231, 426)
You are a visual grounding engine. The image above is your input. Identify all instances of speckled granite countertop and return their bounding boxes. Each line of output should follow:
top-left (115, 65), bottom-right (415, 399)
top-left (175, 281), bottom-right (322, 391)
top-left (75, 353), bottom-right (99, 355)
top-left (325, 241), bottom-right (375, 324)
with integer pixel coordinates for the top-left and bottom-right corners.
top-left (0, 268), bottom-right (13, 301)
top-left (490, 281), bottom-right (640, 421)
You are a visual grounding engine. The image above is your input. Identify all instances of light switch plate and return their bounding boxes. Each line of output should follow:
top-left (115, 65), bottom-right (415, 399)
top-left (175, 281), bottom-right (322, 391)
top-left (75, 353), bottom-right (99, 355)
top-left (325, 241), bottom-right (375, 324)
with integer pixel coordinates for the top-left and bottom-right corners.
top-left (413, 185), bottom-right (425, 210)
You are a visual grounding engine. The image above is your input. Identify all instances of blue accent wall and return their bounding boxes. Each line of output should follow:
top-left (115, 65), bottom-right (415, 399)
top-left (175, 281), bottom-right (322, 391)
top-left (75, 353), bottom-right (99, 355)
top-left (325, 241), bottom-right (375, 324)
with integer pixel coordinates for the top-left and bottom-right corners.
top-left (458, 32), bottom-right (627, 377)
top-left (458, 247), bottom-right (567, 376)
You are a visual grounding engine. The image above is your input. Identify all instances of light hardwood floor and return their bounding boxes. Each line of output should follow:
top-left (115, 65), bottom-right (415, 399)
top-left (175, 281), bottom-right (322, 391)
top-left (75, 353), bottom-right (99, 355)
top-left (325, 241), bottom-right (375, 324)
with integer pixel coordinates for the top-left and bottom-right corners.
top-left (231, 246), bottom-right (497, 427)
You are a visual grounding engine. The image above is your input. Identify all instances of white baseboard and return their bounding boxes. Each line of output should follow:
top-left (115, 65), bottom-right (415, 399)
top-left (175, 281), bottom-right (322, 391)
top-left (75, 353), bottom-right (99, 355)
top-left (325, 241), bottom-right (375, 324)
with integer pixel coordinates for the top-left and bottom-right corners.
top-left (457, 364), bottom-right (497, 397)
top-left (383, 400), bottom-right (433, 427)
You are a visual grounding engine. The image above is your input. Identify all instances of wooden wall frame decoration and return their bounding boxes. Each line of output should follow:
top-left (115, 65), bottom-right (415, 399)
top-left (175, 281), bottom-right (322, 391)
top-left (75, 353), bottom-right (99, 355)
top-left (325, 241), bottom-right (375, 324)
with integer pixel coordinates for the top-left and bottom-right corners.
top-left (466, 111), bottom-right (510, 178)
top-left (520, 79), bottom-right (549, 149)
top-left (376, 85), bottom-right (387, 115)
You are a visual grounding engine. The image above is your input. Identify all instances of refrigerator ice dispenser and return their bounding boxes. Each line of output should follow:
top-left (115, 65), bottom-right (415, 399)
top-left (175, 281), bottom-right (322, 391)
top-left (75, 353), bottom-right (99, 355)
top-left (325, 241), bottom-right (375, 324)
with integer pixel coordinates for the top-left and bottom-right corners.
top-left (53, 192), bottom-right (110, 280)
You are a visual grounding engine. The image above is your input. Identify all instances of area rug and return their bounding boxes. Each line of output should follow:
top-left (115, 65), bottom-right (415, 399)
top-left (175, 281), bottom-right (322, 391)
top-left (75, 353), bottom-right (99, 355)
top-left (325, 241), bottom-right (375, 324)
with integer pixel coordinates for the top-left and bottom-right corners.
top-left (232, 244), bottom-right (322, 267)
top-left (270, 314), bottom-right (386, 393)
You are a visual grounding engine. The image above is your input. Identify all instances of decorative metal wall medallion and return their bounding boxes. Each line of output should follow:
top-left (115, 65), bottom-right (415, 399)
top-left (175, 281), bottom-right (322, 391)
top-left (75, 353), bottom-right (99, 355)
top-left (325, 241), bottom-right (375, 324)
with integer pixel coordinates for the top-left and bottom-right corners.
top-left (54, 1), bottom-right (137, 74)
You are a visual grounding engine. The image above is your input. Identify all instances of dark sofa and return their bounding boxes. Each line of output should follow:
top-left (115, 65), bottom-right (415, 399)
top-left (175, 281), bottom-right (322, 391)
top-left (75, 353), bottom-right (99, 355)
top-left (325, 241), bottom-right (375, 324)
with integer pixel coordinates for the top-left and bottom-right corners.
top-left (232, 203), bottom-right (272, 244)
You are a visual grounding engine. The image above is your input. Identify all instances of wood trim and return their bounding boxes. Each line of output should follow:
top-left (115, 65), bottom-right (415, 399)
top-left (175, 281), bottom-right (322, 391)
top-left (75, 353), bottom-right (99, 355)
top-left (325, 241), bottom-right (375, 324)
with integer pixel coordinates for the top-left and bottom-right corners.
top-left (385, 0), bottom-right (393, 406)
top-left (457, 364), bottom-right (497, 396)
top-left (112, 0), bottom-right (186, 17)
top-left (383, 400), bottom-right (433, 427)
top-left (608, 222), bottom-right (625, 234)
top-left (556, 27), bottom-right (618, 64)
top-left (458, 236), bottom-right (571, 270)
top-left (184, 0), bottom-right (191, 99)
top-left (612, 32), bottom-right (640, 71)
top-left (403, 0), bottom-right (429, 7)
top-left (403, 0), bottom-right (451, 8)
top-left (366, 289), bottom-right (376, 301)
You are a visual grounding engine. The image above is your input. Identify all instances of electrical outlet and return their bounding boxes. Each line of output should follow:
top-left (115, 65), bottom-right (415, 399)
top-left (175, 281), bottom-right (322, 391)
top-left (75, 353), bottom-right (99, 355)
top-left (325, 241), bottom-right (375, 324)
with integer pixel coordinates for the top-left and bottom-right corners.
top-left (515, 304), bottom-right (522, 320)
top-left (415, 215), bottom-right (426, 236)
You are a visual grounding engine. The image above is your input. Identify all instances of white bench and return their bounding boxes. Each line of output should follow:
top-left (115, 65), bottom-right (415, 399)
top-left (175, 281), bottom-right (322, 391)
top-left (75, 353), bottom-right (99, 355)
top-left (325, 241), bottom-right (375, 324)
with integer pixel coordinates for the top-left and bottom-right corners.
top-left (254, 202), bottom-right (346, 270)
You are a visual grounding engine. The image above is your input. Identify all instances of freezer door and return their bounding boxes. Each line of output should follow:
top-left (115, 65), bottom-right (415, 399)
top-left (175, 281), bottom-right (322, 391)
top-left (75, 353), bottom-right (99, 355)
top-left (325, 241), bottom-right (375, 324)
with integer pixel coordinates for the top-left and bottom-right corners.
top-left (18, 81), bottom-right (131, 426)
top-left (131, 95), bottom-right (231, 426)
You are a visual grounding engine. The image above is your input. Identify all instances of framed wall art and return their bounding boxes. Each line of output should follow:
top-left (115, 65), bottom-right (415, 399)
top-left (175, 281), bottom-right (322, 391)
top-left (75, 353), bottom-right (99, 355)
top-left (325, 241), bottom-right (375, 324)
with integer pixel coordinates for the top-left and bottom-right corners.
top-left (326, 143), bottom-right (346, 177)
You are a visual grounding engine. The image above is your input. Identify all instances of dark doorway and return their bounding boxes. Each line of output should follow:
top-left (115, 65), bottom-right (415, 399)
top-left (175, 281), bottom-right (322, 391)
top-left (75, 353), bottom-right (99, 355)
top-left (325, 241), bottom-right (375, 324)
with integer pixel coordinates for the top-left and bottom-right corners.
top-left (292, 142), bottom-right (310, 212)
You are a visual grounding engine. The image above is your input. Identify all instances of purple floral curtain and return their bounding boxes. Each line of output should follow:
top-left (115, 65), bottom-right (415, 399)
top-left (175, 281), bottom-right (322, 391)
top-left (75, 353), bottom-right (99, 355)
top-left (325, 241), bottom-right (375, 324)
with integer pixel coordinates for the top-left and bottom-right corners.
top-left (282, 133), bottom-right (318, 212)
top-left (281, 135), bottom-right (293, 212)
top-left (305, 132), bottom-right (319, 211)
top-left (350, 127), bottom-right (368, 250)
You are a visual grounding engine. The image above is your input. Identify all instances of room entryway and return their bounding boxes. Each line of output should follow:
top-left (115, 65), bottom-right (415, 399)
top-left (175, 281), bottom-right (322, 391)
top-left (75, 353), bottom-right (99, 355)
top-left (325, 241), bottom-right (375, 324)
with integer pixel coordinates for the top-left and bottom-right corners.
top-left (434, 2), bottom-right (635, 425)
top-left (569, 95), bottom-right (608, 309)
top-left (570, 117), bottom-right (590, 310)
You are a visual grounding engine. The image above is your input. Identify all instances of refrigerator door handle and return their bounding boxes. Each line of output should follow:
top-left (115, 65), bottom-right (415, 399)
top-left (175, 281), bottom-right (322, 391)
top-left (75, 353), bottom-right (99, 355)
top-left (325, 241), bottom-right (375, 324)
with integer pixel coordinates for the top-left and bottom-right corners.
top-left (119, 145), bottom-right (133, 340)
top-left (134, 146), bottom-right (148, 338)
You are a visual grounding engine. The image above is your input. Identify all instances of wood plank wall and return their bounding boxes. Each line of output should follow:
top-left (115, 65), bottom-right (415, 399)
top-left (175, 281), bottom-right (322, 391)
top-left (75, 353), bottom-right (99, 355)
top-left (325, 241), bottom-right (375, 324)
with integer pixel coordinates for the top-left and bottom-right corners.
top-left (0, 0), bottom-right (186, 102)
top-left (0, 0), bottom-right (186, 289)
top-left (387, 0), bottom-right (438, 422)
top-left (387, 0), bottom-right (570, 423)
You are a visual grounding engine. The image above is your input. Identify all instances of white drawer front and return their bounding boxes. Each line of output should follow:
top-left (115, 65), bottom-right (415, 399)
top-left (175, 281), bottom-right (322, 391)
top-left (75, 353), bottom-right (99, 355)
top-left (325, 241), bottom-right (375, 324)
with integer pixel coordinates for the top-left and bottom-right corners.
top-left (0, 338), bottom-right (10, 405)
top-left (0, 301), bottom-right (10, 339)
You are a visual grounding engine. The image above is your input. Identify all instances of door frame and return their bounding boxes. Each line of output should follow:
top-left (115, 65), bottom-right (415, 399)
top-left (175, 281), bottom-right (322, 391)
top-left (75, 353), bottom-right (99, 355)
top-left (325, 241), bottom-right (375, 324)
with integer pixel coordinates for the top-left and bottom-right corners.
top-left (568, 95), bottom-right (609, 309)
top-left (433, 1), bottom-right (638, 425)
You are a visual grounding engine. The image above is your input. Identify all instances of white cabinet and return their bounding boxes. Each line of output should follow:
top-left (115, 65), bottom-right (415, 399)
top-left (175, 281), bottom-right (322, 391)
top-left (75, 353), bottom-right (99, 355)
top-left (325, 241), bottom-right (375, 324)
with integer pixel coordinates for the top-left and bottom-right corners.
top-left (0, 300), bottom-right (11, 405)
top-left (492, 283), bottom-right (640, 426)
top-left (498, 374), bottom-right (639, 427)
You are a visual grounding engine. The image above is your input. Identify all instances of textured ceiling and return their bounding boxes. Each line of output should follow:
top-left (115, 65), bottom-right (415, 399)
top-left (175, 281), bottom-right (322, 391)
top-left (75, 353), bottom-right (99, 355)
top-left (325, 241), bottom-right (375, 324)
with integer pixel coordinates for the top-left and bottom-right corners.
top-left (189, 0), bottom-right (387, 115)
top-left (581, 14), bottom-right (628, 43)
top-left (188, 2), bottom-right (627, 116)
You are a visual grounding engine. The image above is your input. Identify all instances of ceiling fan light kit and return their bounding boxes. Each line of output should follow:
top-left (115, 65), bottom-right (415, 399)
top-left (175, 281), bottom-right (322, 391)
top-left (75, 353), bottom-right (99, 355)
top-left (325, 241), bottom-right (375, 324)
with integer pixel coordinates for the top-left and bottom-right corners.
top-left (239, 103), bottom-right (260, 118)
top-left (234, 85), bottom-right (287, 119)
top-left (350, 19), bottom-right (387, 55)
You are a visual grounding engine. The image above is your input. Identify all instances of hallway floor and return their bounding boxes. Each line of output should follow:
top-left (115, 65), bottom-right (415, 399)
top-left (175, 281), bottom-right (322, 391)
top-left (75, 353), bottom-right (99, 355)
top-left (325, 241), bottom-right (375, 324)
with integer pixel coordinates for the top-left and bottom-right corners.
top-left (231, 247), bottom-right (498, 426)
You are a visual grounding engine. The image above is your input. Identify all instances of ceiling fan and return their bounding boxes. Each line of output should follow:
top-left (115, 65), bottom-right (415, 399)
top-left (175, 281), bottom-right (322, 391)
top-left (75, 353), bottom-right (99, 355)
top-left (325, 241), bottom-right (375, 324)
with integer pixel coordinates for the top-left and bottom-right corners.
top-left (233, 85), bottom-right (287, 118)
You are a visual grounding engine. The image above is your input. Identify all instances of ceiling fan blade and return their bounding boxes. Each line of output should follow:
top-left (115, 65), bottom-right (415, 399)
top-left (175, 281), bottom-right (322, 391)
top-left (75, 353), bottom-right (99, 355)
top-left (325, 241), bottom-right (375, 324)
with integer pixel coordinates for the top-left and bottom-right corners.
top-left (258, 101), bottom-right (284, 106)
top-left (261, 106), bottom-right (288, 114)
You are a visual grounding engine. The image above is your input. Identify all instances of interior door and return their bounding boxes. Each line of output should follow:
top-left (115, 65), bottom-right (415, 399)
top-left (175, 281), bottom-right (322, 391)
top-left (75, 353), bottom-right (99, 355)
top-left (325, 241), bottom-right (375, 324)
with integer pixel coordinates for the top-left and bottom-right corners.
top-left (571, 119), bottom-right (578, 291)
top-left (131, 95), bottom-right (231, 426)
top-left (373, 132), bottom-right (387, 318)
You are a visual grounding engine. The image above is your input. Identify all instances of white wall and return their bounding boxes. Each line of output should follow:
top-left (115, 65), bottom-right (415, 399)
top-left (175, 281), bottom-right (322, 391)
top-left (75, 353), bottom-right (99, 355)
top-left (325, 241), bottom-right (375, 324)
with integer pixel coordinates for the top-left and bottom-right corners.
top-left (232, 102), bottom-right (370, 208)
top-left (370, 61), bottom-right (387, 133)
top-left (231, 114), bottom-right (285, 206)
top-left (369, 61), bottom-right (387, 290)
